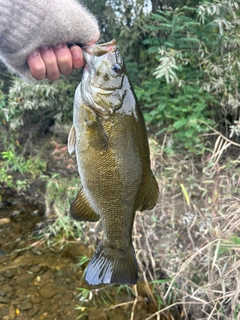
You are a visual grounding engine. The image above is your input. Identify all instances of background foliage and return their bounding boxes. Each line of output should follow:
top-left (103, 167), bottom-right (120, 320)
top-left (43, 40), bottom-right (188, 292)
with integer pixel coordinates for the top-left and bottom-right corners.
top-left (1, 0), bottom-right (240, 156)
top-left (0, 0), bottom-right (239, 191)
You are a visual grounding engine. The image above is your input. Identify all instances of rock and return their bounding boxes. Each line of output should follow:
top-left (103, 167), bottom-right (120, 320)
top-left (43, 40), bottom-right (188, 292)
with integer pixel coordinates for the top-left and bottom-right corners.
top-left (34, 276), bottom-right (41, 284)
top-left (8, 252), bottom-right (19, 261)
top-left (39, 285), bottom-right (66, 299)
top-left (10, 210), bottom-right (21, 217)
top-left (7, 198), bottom-right (23, 207)
top-left (31, 210), bottom-right (39, 216)
top-left (29, 265), bottom-right (42, 273)
top-left (2, 270), bottom-right (15, 278)
top-left (15, 273), bottom-right (35, 286)
top-left (8, 305), bottom-right (15, 320)
top-left (0, 290), bottom-right (6, 296)
top-left (0, 256), bottom-right (8, 263)
top-left (19, 302), bottom-right (32, 311)
top-left (3, 242), bottom-right (18, 252)
top-left (1, 307), bottom-right (9, 317)
top-left (47, 302), bottom-right (59, 314)
top-left (0, 202), bottom-right (10, 208)
top-left (0, 297), bottom-right (10, 304)
top-left (0, 218), bottom-right (10, 226)
top-left (30, 295), bottom-right (42, 304)
top-left (27, 306), bottom-right (39, 317)
top-left (1, 284), bottom-right (13, 293)
top-left (11, 297), bottom-right (25, 304)
top-left (0, 275), bottom-right (5, 282)
top-left (6, 291), bottom-right (14, 298)
top-left (0, 250), bottom-right (6, 256)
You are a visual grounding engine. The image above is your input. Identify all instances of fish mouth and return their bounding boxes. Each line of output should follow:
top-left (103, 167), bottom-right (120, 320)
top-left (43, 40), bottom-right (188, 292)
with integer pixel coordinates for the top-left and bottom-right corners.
top-left (83, 39), bottom-right (117, 57)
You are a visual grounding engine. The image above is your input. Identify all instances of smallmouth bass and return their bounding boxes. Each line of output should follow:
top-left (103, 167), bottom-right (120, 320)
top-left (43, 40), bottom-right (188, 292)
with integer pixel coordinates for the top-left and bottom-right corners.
top-left (68, 39), bottom-right (159, 285)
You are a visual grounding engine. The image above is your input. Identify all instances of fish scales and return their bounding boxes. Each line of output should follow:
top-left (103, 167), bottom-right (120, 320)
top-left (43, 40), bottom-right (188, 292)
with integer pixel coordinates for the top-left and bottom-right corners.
top-left (68, 39), bottom-right (159, 285)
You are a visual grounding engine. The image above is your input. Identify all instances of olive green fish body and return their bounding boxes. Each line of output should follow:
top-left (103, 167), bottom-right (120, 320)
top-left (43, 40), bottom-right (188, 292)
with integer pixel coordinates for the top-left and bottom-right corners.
top-left (68, 40), bottom-right (158, 285)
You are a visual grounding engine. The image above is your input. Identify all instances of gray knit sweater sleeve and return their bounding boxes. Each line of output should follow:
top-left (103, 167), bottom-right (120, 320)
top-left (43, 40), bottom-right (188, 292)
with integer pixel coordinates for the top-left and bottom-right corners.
top-left (0, 0), bottom-right (99, 81)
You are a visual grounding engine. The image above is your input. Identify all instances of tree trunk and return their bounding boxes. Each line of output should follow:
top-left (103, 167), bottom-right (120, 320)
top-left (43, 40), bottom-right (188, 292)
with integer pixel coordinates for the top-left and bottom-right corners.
top-left (151, 0), bottom-right (161, 13)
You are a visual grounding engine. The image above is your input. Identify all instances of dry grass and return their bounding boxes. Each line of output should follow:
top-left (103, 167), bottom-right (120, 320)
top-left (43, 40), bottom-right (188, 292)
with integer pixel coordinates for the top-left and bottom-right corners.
top-left (128, 137), bottom-right (240, 319)
top-left (40, 136), bottom-right (240, 319)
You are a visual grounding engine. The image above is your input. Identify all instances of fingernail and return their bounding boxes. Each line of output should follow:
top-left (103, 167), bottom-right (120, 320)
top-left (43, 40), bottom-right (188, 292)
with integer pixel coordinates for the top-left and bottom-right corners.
top-left (30, 49), bottom-right (38, 57)
top-left (54, 43), bottom-right (64, 49)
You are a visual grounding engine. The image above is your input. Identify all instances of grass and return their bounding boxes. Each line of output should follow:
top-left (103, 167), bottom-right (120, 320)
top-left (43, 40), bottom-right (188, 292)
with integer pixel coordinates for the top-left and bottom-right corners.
top-left (0, 146), bottom-right (47, 191)
top-left (136, 138), bottom-right (240, 320)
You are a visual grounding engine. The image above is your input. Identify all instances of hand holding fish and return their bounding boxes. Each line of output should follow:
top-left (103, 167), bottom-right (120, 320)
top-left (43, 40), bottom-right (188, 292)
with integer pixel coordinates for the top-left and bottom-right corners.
top-left (27, 40), bottom-right (98, 81)
top-left (0, 0), bottom-right (100, 81)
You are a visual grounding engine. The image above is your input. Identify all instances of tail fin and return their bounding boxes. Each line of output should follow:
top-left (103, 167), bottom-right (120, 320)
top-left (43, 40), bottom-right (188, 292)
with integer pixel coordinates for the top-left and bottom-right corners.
top-left (85, 244), bottom-right (138, 285)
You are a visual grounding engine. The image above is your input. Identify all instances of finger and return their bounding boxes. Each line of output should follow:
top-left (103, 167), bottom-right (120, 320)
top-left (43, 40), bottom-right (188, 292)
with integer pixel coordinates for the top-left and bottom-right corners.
top-left (53, 43), bottom-right (73, 76)
top-left (69, 45), bottom-right (85, 69)
top-left (39, 46), bottom-right (60, 81)
top-left (27, 50), bottom-right (46, 80)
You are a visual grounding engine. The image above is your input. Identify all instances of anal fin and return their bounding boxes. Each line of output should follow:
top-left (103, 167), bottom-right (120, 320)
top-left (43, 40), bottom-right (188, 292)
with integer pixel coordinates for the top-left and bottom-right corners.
top-left (139, 171), bottom-right (159, 211)
top-left (70, 190), bottom-right (100, 222)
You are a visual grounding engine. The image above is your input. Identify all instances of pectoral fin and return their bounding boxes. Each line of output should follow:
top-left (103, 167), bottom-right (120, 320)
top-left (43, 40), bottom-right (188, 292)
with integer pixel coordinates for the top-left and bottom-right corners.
top-left (68, 125), bottom-right (76, 155)
top-left (139, 171), bottom-right (159, 211)
top-left (70, 190), bottom-right (100, 222)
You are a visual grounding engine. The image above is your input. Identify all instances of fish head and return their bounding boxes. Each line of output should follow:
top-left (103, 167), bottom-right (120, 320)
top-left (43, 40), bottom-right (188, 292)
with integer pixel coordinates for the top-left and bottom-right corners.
top-left (81, 39), bottom-right (126, 117)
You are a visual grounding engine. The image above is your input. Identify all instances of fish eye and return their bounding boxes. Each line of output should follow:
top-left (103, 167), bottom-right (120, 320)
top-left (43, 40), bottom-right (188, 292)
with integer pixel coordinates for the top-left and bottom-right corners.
top-left (112, 63), bottom-right (121, 73)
